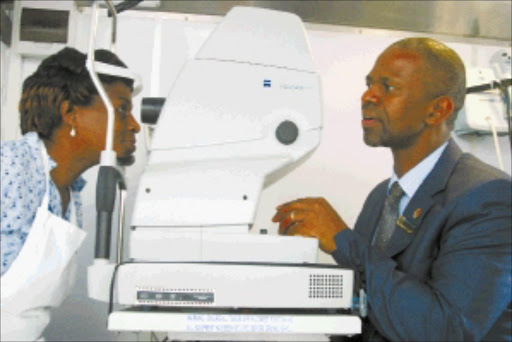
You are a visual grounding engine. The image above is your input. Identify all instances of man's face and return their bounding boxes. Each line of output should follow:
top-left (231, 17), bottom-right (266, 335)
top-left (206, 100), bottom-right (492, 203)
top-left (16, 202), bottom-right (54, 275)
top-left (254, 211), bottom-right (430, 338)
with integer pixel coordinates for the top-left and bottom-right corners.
top-left (361, 47), bottom-right (433, 150)
top-left (75, 81), bottom-right (141, 162)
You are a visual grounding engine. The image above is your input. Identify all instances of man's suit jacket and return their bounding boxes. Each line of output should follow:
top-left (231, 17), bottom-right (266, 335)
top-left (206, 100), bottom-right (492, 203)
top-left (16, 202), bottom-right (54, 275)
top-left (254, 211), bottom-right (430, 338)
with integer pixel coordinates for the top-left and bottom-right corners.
top-left (332, 139), bottom-right (511, 341)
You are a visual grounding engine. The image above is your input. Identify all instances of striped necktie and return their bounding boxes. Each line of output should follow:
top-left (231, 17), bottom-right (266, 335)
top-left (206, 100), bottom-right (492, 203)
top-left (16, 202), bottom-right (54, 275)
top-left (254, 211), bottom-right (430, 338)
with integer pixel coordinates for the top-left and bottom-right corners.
top-left (373, 182), bottom-right (405, 249)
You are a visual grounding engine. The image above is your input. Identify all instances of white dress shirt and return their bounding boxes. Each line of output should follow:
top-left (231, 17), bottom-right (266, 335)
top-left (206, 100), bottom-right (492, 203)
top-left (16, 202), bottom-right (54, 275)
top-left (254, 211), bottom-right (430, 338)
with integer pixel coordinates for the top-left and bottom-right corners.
top-left (389, 141), bottom-right (449, 215)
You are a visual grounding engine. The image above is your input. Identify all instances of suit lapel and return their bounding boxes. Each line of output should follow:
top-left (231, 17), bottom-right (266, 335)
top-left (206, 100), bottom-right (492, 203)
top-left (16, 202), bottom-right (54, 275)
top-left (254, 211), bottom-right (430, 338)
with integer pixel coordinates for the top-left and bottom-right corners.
top-left (384, 139), bottom-right (463, 257)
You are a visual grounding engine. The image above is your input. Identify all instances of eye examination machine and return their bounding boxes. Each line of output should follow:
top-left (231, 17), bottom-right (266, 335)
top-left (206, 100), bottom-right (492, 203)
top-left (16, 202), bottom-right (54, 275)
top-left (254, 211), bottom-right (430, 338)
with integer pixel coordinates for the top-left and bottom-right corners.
top-left (86, 1), bottom-right (361, 340)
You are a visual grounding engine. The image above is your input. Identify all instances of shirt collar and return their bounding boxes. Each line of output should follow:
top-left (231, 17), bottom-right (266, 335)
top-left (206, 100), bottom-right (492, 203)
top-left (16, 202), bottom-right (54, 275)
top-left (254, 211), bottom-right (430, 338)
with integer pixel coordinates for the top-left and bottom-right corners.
top-left (389, 141), bottom-right (449, 198)
top-left (24, 132), bottom-right (87, 193)
top-left (71, 176), bottom-right (87, 192)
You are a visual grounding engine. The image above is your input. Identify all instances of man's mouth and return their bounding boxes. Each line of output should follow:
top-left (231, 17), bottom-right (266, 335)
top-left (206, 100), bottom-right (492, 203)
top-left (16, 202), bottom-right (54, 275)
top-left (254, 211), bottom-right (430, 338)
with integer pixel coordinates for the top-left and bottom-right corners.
top-left (362, 116), bottom-right (381, 127)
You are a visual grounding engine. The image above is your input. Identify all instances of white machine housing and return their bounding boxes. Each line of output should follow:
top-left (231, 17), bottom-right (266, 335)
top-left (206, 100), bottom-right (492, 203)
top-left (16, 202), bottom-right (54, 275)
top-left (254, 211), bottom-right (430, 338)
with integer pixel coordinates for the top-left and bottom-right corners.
top-left (116, 263), bottom-right (354, 309)
top-left (131, 6), bottom-right (322, 230)
top-left (105, 6), bottom-right (360, 337)
top-left (110, 10), bottom-right (358, 339)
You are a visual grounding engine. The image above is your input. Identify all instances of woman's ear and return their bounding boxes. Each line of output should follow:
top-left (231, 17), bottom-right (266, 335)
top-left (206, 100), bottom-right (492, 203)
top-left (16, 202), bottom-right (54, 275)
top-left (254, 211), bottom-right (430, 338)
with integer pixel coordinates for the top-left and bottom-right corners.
top-left (60, 100), bottom-right (75, 126)
top-left (425, 96), bottom-right (454, 126)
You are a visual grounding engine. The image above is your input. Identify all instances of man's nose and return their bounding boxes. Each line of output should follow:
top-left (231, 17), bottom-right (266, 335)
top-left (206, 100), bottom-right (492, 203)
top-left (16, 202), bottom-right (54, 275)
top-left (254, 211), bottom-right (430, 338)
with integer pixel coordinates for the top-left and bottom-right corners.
top-left (361, 86), bottom-right (380, 105)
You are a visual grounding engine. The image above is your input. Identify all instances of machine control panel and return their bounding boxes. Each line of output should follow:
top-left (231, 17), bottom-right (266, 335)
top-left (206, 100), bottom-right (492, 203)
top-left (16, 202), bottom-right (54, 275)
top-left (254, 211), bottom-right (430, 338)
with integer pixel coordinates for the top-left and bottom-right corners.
top-left (137, 289), bottom-right (215, 305)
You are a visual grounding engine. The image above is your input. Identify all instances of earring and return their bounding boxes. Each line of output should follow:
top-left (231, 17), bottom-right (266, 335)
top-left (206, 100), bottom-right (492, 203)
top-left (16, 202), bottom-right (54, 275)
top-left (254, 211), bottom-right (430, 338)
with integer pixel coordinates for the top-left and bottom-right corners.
top-left (70, 126), bottom-right (76, 137)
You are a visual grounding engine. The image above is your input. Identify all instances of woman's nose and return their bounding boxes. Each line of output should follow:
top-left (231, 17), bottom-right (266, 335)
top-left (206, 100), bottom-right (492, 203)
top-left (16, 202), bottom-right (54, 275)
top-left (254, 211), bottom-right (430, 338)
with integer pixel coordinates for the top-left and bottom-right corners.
top-left (129, 114), bottom-right (141, 133)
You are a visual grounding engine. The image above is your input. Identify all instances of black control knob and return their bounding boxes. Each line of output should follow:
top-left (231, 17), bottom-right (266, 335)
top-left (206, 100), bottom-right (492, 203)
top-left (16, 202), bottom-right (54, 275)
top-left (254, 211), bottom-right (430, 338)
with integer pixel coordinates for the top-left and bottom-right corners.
top-left (275, 120), bottom-right (299, 145)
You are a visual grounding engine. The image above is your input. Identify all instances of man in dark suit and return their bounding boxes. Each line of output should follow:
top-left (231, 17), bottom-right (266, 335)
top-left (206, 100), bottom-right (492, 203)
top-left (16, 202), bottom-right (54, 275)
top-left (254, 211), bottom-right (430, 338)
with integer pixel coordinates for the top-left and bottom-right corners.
top-left (272, 37), bottom-right (511, 341)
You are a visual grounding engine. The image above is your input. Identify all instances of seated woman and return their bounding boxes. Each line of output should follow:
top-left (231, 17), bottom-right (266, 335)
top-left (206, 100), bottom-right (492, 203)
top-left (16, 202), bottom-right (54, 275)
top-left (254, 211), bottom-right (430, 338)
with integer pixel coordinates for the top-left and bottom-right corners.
top-left (0, 47), bottom-right (141, 341)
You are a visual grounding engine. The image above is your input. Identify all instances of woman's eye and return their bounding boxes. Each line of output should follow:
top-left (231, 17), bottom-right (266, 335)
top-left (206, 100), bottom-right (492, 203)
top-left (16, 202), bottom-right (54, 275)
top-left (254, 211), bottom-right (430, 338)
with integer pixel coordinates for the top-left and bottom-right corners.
top-left (116, 106), bottom-right (128, 116)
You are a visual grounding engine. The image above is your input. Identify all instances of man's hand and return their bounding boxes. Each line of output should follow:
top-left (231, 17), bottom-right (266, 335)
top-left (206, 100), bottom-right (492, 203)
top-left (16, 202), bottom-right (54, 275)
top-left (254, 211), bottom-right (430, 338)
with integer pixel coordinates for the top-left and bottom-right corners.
top-left (271, 197), bottom-right (349, 254)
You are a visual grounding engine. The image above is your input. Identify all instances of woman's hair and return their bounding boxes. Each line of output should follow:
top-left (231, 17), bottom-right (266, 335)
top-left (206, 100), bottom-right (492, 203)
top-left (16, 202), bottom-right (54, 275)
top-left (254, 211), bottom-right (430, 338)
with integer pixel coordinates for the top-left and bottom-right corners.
top-left (19, 47), bottom-right (134, 139)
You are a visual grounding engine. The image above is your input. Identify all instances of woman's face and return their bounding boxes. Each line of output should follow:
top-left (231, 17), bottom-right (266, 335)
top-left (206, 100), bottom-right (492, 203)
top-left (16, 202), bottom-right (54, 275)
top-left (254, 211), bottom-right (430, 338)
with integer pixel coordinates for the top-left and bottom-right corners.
top-left (74, 81), bottom-right (141, 162)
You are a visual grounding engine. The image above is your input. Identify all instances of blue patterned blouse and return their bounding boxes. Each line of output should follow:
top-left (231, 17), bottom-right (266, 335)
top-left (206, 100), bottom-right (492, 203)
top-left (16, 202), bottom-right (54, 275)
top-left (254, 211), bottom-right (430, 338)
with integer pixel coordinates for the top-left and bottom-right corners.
top-left (1, 132), bottom-right (86, 276)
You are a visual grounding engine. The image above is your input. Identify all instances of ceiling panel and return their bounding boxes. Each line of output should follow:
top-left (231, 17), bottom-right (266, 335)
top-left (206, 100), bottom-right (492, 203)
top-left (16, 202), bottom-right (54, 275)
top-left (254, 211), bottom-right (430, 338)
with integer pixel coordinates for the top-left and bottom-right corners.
top-left (74, 0), bottom-right (511, 42)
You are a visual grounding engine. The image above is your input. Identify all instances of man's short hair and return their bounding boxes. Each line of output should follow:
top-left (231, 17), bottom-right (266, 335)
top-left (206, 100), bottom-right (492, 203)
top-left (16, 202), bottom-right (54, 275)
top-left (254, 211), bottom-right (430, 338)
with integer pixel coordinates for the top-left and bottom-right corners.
top-left (388, 38), bottom-right (466, 130)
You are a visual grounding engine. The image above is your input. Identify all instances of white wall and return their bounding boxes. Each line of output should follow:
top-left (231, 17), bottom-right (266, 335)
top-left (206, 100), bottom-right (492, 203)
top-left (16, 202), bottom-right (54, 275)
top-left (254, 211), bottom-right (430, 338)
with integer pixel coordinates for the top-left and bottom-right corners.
top-left (1, 3), bottom-right (510, 341)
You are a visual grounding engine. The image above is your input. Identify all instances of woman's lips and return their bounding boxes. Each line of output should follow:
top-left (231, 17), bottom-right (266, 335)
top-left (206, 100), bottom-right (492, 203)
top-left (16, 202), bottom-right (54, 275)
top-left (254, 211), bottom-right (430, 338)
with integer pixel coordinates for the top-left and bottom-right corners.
top-left (124, 139), bottom-right (137, 151)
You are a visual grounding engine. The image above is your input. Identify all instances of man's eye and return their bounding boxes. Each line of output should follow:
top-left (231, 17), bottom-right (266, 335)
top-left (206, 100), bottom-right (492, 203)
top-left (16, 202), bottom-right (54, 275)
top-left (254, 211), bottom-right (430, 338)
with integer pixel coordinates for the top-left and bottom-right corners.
top-left (383, 83), bottom-right (395, 91)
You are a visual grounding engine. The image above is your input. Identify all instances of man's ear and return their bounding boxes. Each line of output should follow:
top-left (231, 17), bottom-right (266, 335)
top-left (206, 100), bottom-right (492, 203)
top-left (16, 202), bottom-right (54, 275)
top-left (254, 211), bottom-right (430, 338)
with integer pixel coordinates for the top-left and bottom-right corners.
top-left (425, 96), bottom-right (454, 126)
top-left (60, 100), bottom-right (75, 126)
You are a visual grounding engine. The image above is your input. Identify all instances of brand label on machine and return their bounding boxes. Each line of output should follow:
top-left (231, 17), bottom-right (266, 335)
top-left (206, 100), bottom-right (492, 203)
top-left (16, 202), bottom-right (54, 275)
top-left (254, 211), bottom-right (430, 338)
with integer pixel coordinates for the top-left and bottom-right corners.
top-left (185, 314), bottom-right (294, 333)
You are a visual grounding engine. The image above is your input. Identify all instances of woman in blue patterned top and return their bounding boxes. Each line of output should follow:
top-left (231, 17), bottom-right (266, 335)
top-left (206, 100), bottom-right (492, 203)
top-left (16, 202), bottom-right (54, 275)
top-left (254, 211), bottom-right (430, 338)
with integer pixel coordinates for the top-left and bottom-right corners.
top-left (0, 47), bottom-right (141, 276)
top-left (1, 47), bottom-right (141, 340)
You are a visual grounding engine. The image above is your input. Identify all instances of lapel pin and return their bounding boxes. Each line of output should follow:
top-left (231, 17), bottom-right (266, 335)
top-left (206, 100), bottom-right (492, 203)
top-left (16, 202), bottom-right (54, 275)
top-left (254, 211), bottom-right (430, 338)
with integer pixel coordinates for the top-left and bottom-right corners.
top-left (397, 216), bottom-right (414, 233)
top-left (413, 208), bottom-right (422, 219)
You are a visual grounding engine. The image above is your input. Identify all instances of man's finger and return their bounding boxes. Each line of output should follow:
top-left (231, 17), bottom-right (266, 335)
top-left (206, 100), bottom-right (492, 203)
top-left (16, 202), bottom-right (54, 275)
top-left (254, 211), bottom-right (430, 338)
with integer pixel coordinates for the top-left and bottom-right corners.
top-left (274, 210), bottom-right (310, 229)
top-left (278, 210), bottom-right (308, 235)
top-left (276, 198), bottom-right (318, 211)
top-left (286, 222), bottom-right (318, 238)
top-left (272, 207), bottom-right (307, 223)
top-left (279, 221), bottom-right (298, 235)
